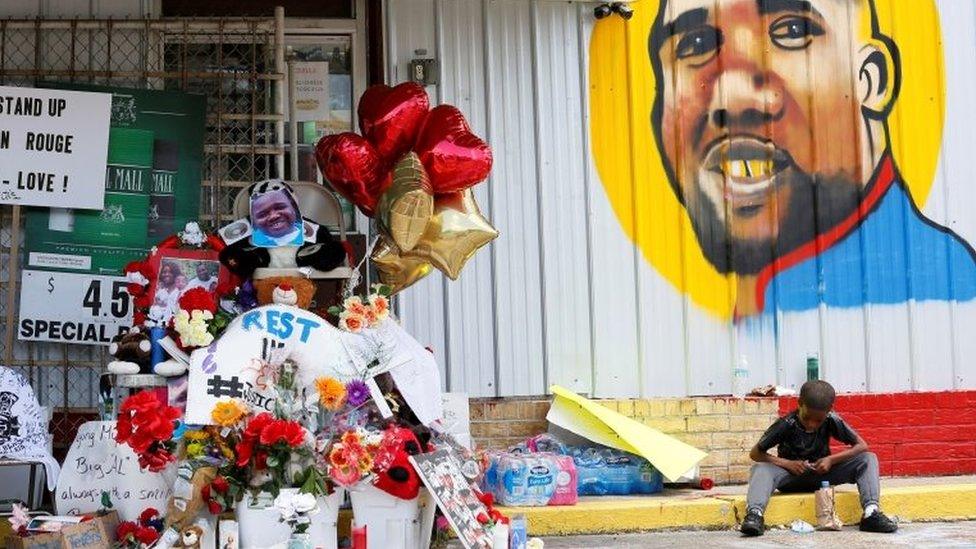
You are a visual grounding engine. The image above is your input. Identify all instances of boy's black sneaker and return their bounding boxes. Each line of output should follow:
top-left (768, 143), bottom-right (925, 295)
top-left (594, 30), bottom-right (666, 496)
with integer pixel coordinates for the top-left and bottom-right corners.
top-left (859, 511), bottom-right (898, 533)
top-left (740, 510), bottom-right (764, 536)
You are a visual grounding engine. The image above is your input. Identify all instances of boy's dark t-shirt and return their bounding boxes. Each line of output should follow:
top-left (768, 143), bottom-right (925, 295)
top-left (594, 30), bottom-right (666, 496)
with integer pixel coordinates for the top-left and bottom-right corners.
top-left (756, 410), bottom-right (860, 461)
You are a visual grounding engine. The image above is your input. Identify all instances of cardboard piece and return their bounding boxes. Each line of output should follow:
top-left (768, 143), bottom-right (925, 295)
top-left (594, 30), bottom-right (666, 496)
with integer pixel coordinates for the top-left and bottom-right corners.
top-left (6, 511), bottom-right (119, 549)
top-left (545, 386), bottom-right (708, 482)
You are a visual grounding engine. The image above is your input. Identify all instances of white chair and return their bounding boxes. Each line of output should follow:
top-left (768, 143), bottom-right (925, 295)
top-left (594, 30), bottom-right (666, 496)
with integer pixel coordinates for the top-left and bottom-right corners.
top-left (231, 181), bottom-right (354, 280)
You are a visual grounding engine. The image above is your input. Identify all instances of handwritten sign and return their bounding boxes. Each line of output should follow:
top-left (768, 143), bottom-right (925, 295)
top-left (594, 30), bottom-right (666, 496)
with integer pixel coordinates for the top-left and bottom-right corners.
top-left (0, 86), bottom-right (111, 209)
top-left (185, 304), bottom-right (440, 426)
top-left (55, 421), bottom-right (175, 521)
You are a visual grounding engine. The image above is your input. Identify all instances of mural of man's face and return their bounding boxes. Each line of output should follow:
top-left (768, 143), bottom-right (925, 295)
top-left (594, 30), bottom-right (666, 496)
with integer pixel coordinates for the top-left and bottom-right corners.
top-left (651, 0), bottom-right (893, 274)
top-left (251, 190), bottom-right (299, 238)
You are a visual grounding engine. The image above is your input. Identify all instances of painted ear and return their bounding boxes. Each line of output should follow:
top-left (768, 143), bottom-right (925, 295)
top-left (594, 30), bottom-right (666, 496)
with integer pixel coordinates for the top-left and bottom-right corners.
top-left (857, 40), bottom-right (898, 119)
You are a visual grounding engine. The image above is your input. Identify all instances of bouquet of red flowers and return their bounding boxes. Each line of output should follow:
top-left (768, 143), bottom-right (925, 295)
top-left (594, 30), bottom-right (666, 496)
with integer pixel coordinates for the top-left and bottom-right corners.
top-left (115, 507), bottom-right (165, 548)
top-left (115, 391), bottom-right (181, 472)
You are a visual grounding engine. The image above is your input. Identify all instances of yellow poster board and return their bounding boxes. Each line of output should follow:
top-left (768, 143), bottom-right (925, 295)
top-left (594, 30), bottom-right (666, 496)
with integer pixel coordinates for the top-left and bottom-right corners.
top-left (546, 386), bottom-right (708, 482)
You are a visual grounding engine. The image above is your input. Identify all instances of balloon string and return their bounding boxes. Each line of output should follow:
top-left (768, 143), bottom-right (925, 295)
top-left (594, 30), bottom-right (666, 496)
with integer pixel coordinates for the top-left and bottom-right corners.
top-left (342, 235), bottom-right (380, 299)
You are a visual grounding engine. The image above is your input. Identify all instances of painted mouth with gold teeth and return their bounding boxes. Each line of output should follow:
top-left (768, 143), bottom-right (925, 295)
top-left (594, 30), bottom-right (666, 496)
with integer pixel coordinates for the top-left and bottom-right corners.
top-left (701, 136), bottom-right (792, 200)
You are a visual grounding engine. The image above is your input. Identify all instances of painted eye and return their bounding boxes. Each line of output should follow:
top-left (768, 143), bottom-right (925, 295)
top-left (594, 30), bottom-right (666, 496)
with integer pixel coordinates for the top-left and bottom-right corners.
top-left (769, 16), bottom-right (825, 50)
top-left (675, 27), bottom-right (722, 62)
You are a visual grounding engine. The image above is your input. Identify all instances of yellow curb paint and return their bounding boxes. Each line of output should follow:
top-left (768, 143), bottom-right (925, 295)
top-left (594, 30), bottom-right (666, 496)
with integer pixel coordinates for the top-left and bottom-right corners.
top-left (497, 484), bottom-right (976, 536)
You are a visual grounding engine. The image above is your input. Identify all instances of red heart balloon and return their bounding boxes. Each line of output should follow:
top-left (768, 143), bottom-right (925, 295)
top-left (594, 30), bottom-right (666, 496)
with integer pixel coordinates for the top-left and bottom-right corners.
top-left (358, 82), bottom-right (430, 165)
top-left (414, 105), bottom-right (493, 194)
top-left (314, 133), bottom-right (390, 216)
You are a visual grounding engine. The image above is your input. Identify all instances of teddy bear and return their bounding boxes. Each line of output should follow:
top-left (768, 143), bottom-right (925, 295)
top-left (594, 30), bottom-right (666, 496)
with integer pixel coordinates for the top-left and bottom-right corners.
top-left (251, 277), bottom-right (316, 309)
top-left (107, 326), bottom-right (153, 375)
top-left (373, 424), bottom-right (427, 500)
top-left (218, 180), bottom-right (347, 279)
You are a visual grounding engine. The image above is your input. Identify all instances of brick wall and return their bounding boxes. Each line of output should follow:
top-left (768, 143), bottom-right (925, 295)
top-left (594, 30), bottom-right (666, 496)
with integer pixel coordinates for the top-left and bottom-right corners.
top-left (779, 390), bottom-right (976, 477)
top-left (470, 396), bottom-right (780, 484)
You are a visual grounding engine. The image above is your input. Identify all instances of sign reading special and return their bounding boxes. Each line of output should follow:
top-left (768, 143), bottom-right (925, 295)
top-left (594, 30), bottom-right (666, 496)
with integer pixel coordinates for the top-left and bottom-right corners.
top-left (18, 270), bottom-right (132, 345)
top-left (0, 86), bottom-right (111, 209)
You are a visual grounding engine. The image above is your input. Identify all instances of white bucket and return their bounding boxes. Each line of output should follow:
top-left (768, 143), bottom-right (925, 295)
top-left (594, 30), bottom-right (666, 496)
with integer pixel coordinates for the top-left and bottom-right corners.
top-left (349, 484), bottom-right (436, 549)
top-left (235, 488), bottom-right (344, 549)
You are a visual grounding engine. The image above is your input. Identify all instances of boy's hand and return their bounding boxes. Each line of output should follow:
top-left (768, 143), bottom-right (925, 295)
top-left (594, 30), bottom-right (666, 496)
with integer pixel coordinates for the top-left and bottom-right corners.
top-left (782, 460), bottom-right (808, 476)
top-left (812, 456), bottom-right (833, 474)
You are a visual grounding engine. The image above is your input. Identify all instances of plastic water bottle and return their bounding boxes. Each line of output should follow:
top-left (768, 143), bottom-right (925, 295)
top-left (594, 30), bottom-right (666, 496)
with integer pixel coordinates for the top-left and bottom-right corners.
top-left (807, 353), bottom-right (820, 381)
top-left (733, 355), bottom-right (751, 397)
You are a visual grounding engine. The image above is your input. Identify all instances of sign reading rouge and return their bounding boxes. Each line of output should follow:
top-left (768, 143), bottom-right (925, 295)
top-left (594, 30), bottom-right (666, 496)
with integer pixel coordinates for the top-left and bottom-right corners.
top-left (0, 85), bottom-right (111, 209)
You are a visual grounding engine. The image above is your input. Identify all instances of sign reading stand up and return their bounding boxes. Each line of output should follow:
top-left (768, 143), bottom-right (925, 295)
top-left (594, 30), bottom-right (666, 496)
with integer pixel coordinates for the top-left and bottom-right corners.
top-left (0, 85), bottom-right (111, 209)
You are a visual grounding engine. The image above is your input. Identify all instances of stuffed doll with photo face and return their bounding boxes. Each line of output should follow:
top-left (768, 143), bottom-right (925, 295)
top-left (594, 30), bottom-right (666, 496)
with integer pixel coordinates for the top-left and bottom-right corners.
top-left (218, 180), bottom-right (347, 279)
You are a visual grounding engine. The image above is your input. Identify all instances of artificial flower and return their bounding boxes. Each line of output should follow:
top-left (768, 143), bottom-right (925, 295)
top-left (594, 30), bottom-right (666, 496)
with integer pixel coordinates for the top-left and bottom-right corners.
top-left (476, 513), bottom-right (489, 525)
top-left (211, 476), bottom-right (230, 494)
top-left (179, 287), bottom-right (217, 313)
top-left (339, 311), bottom-right (366, 333)
top-left (340, 430), bottom-right (362, 447)
top-left (259, 419), bottom-right (306, 447)
top-left (329, 447), bottom-right (351, 468)
top-left (236, 438), bottom-right (254, 468)
top-left (244, 413), bottom-right (274, 440)
top-left (330, 466), bottom-right (362, 486)
top-left (179, 221), bottom-right (206, 246)
top-left (8, 502), bottom-right (29, 533)
top-left (173, 309), bottom-right (215, 348)
top-left (315, 377), bottom-right (347, 411)
top-left (211, 398), bottom-right (248, 427)
top-left (435, 515), bottom-right (450, 531)
top-left (186, 442), bottom-right (204, 459)
top-left (344, 296), bottom-right (369, 317)
top-left (116, 521), bottom-right (139, 541)
top-left (346, 380), bottom-right (370, 408)
top-left (134, 526), bottom-right (160, 545)
top-left (368, 293), bottom-right (390, 322)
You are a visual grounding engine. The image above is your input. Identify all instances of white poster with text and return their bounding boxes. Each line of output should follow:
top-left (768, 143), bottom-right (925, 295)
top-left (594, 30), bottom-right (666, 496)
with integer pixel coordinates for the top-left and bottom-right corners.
top-left (0, 85), bottom-right (111, 209)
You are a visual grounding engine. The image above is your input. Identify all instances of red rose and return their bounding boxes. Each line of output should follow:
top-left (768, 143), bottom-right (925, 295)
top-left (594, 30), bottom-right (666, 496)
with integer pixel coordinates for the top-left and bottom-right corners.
top-left (179, 287), bottom-right (217, 313)
top-left (235, 439), bottom-right (254, 468)
top-left (116, 521), bottom-right (138, 540)
top-left (126, 283), bottom-right (146, 297)
top-left (244, 413), bottom-right (274, 440)
top-left (211, 476), bottom-right (229, 494)
top-left (139, 448), bottom-right (175, 472)
top-left (115, 417), bottom-right (133, 443)
top-left (476, 513), bottom-right (489, 525)
top-left (207, 500), bottom-right (223, 515)
top-left (120, 391), bottom-right (160, 415)
top-left (135, 526), bottom-right (160, 545)
top-left (477, 492), bottom-right (494, 507)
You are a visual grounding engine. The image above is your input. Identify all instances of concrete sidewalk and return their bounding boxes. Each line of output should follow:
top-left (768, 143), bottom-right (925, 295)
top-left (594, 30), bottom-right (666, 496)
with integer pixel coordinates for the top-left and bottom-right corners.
top-left (497, 475), bottom-right (976, 536)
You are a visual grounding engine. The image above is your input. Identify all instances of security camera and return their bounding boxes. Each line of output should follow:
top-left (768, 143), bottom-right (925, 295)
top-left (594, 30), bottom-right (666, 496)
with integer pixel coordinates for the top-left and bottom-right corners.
top-left (613, 2), bottom-right (634, 19)
top-left (593, 3), bottom-right (613, 19)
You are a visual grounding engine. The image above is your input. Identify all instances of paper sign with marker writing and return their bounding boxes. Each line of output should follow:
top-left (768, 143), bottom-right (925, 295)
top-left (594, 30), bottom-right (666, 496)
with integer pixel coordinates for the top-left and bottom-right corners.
top-left (55, 421), bottom-right (175, 521)
top-left (0, 85), bottom-right (111, 209)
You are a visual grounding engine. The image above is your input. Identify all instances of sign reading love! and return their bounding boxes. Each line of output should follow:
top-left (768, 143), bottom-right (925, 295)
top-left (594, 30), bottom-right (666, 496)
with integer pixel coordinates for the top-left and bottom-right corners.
top-left (314, 83), bottom-right (498, 293)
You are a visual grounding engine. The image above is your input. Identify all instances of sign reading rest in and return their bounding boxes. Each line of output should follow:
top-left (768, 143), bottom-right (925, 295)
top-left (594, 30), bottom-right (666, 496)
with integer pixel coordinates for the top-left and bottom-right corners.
top-left (0, 85), bottom-right (111, 209)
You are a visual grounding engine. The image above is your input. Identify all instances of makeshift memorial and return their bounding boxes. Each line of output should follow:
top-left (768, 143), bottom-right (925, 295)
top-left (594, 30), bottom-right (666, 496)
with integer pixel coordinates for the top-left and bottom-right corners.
top-left (315, 82), bottom-right (497, 293)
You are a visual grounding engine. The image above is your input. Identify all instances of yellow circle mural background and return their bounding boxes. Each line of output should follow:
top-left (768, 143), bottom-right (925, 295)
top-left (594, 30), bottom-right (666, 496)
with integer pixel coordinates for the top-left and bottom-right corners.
top-left (590, 0), bottom-right (945, 318)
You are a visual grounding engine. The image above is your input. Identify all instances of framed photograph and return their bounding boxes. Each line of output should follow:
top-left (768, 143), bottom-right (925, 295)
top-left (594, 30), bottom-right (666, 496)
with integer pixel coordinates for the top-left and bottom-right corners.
top-left (146, 248), bottom-right (230, 323)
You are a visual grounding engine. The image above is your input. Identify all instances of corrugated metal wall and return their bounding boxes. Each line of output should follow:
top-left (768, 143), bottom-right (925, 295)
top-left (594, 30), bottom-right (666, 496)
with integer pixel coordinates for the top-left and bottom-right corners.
top-left (392, 1), bottom-right (976, 398)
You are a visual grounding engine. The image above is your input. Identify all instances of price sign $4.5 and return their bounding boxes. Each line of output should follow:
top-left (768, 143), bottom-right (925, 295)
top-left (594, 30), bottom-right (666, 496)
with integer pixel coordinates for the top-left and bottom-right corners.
top-left (82, 279), bottom-right (130, 319)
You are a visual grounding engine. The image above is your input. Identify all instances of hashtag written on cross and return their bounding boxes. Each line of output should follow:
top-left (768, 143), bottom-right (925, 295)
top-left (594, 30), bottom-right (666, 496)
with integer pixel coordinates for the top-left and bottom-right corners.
top-left (206, 375), bottom-right (244, 399)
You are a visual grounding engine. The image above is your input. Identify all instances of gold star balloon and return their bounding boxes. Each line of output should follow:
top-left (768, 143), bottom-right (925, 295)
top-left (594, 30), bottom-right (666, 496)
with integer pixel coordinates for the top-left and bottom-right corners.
top-left (370, 236), bottom-right (434, 294)
top-left (405, 189), bottom-right (498, 280)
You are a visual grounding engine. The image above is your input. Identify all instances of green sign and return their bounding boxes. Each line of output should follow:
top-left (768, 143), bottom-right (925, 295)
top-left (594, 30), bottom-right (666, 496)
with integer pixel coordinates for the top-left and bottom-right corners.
top-left (25, 84), bottom-right (206, 275)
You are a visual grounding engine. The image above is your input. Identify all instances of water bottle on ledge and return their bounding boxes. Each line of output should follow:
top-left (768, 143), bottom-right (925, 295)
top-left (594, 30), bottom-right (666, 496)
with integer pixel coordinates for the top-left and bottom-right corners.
top-left (732, 354), bottom-right (750, 397)
top-left (807, 353), bottom-right (820, 381)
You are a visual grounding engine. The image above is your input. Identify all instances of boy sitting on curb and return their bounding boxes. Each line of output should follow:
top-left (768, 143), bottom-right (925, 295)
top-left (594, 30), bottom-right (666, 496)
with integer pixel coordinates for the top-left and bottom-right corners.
top-left (740, 380), bottom-right (898, 536)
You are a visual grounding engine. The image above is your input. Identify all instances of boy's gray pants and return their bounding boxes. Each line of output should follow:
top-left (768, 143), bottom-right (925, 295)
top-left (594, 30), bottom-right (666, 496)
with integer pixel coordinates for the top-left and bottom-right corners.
top-left (746, 452), bottom-right (881, 514)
